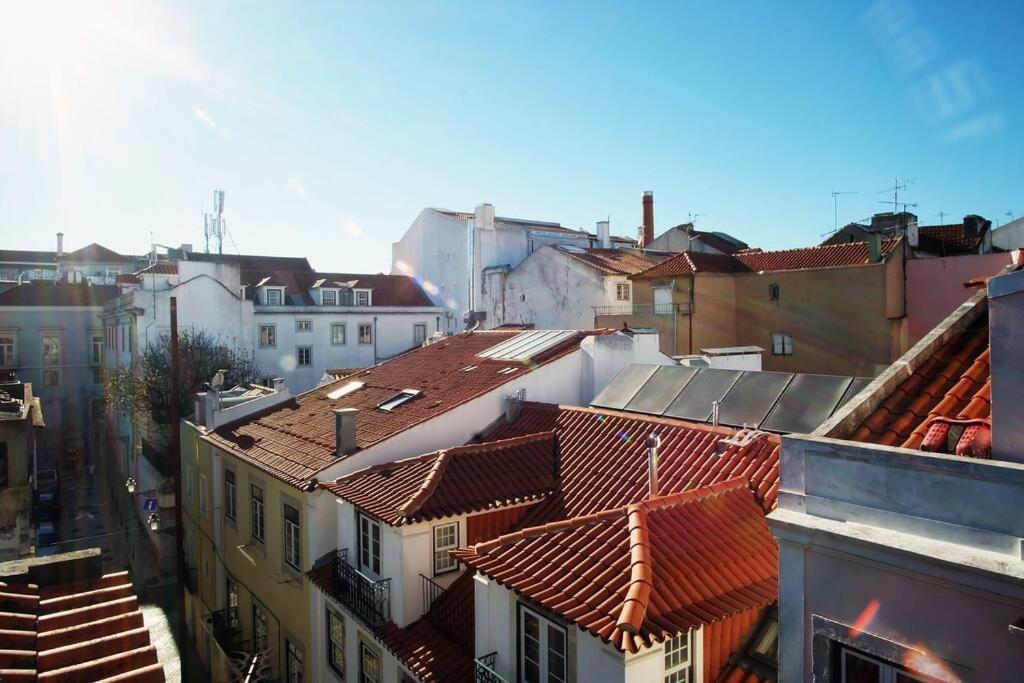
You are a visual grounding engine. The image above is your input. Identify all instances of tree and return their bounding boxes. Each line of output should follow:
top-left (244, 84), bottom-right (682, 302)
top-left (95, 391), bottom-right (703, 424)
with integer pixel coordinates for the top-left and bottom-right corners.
top-left (104, 330), bottom-right (265, 434)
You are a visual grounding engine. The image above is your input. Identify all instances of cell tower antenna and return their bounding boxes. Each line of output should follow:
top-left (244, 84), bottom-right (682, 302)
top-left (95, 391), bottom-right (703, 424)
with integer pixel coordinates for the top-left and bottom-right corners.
top-left (203, 189), bottom-right (227, 254)
top-left (831, 191), bottom-right (858, 234)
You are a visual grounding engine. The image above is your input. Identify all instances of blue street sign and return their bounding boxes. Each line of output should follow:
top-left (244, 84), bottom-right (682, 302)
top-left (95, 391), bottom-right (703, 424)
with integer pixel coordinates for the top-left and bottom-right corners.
top-left (143, 497), bottom-right (158, 512)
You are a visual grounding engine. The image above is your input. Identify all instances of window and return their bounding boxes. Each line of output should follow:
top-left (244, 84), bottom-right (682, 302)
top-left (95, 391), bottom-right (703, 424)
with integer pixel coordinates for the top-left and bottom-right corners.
top-left (253, 604), bottom-right (268, 652)
top-left (664, 631), bottom-right (694, 683)
top-left (769, 283), bottom-right (780, 301)
top-left (519, 606), bottom-right (566, 683)
top-left (413, 323), bottom-right (427, 345)
top-left (771, 332), bottom-right (793, 356)
top-left (358, 324), bottom-right (372, 345)
top-left (251, 484), bottom-right (265, 542)
top-left (92, 366), bottom-right (103, 385)
top-left (839, 646), bottom-right (931, 683)
top-left (340, 289), bottom-right (354, 306)
top-left (358, 514), bottom-right (381, 575)
top-left (322, 289), bottom-right (337, 306)
top-left (224, 469), bottom-right (236, 521)
top-left (296, 319), bottom-right (312, 332)
top-left (327, 611), bottom-right (345, 676)
top-left (266, 288), bottom-right (283, 306)
top-left (653, 286), bottom-right (673, 313)
top-left (331, 324), bottom-right (346, 346)
top-left (91, 333), bottom-right (103, 366)
top-left (184, 461), bottom-right (194, 501)
top-left (286, 639), bottom-right (304, 683)
top-left (433, 522), bottom-right (458, 575)
top-left (199, 473), bottom-right (208, 515)
top-left (0, 335), bottom-right (14, 367)
top-left (355, 290), bottom-right (370, 306)
top-left (359, 642), bottom-right (380, 683)
top-left (259, 325), bottom-right (277, 348)
top-left (284, 504), bottom-right (301, 569)
top-left (42, 369), bottom-right (61, 387)
top-left (226, 576), bottom-right (239, 628)
top-left (41, 334), bottom-right (61, 365)
top-left (0, 443), bottom-right (8, 487)
top-left (376, 389), bottom-right (421, 412)
top-left (616, 282), bottom-right (631, 301)
top-left (297, 346), bottom-right (312, 367)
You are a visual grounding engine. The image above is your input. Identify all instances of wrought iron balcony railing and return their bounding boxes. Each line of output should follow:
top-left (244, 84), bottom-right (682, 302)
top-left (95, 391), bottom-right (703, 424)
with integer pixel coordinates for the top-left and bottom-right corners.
top-left (474, 652), bottom-right (508, 683)
top-left (421, 574), bottom-right (473, 652)
top-left (593, 303), bottom-right (690, 316)
top-left (209, 607), bottom-right (247, 655)
top-left (329, 549), bottom-right (391, 630)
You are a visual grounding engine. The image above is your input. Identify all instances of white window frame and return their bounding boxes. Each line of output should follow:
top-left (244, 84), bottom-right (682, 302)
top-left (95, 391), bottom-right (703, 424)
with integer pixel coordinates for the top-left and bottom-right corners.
top-left (616, 282), bottom-right (631, 301)
top-left (184, 461), bottom-right (194, 501)
top-left (297, 346), bottom-right (312, 367)
top-left (251, 484), bottom-right (265, 542)
top-left (355, 289), bottom-right (371, 306)
top-left (41, 369), bottom-right (61, 387)
top-left (358, 513), bottom-right (381, 576)
top-left (41, 332), bottom-right (62, 365)
top-left (265, 288), bottom-right (284, 306)
top-left (432, 522), bottom-right (459, 576)
top-left (358, 323), bottom-right (372, 345)
top-left (321, 289), bottom-right (338, 306)
top-left (327, 611), bottom-right (345, 676)
top-left (199, 473), bottom-right (208, 515)
top-left (259, 324), bottom-right (277, 348)
top-left (286, 638), bottom-right (304, 683)
top-left (331, 323), bottom-right (346, 346)
top-left (664, 630), bottom-right (694, 683)
top-left (90, 332), bottom-right (104, 365)
top-left (296, 319), bottom-right (313, 332)
top-left (253, 603), bottom-right (268, 652)
top-left (771, 332), bottom-right (793, 356)
top-left (840, 646), bottom-right (930, 682)
top-left (519, 605), bottom-right (567, 683)
top-left (413, 323), bottom-right (427, 345)
top-left (0, 333), bottom-right (14, 368)
top-left (359, 641), bottom-right (381, 683)
top-left (284, 503), bottom-right (301, 570)
top-left (224, 469), bottom-right (237, 521)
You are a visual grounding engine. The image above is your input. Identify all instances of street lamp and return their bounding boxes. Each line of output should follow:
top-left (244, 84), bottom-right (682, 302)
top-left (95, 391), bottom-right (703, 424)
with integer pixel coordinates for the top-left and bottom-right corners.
top-left (148, 512), bottom-right (160, 532)
top-left (125, 477), bottom-right (137, 494)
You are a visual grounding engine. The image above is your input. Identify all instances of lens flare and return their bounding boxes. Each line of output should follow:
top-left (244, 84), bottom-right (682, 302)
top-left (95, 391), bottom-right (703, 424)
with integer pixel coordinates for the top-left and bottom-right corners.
top-left (421, 280), bottom-right (439, 296)
top-left (903, 646), bottom-right (962, 682)
top-left (395, 260), bottom-right (413, 275)
top-left (279, 355), bottom-right (297, 372)
top-left (849, 599), bottom-right (880, 637)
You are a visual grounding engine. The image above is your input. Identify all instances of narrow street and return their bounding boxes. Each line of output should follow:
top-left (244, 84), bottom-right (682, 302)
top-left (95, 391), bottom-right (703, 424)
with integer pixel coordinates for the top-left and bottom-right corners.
top-left (50, 441), bottom-right (202, 681)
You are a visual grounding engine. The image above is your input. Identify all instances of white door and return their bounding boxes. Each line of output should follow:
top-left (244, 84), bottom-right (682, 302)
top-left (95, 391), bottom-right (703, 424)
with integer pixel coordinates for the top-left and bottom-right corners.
top-left (519, 606), bottom-right (566, 683)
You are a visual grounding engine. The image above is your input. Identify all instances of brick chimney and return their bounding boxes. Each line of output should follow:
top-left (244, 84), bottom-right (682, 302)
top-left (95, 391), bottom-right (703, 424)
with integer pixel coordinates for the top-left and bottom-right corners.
top-left (640, 192), bottom-right (654, 247)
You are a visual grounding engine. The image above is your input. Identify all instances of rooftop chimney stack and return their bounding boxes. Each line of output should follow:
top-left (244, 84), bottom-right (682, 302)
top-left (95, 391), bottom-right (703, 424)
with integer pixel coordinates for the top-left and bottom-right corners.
top-left (641, 191), bottom-right (654, 247)
top-left (334, 408), bottom-right (358, 456)
top-left (646, 432), bottom-right (661, 499)
top-left (988, 264), bottom-right (1024, 463)
top-left (474, 203), bottom-right (496, 231)
top-left (597, 220), bottom-right (611, 249)
top-left (867, 232), bottom-right (882, 263)
top-left (56, 233), bottom-right (64, 258)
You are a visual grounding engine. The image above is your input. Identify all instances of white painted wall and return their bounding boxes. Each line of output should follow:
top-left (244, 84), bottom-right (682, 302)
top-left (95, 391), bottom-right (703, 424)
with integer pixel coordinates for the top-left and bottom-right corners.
top-left (992, 216), bottom-right (1024, 251)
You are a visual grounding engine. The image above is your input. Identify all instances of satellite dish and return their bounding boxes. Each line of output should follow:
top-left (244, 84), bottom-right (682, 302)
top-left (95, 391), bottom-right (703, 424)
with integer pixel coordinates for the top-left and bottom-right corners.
top-left (210, 370), bottom-right (226, 392)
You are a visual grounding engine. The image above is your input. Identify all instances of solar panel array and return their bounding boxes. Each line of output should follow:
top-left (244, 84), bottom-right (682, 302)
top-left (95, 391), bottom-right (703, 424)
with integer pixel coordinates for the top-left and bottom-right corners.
top-left (477, 330), bottom-right (578, 361)
top-left (591, 364), bottom-right (872, 434)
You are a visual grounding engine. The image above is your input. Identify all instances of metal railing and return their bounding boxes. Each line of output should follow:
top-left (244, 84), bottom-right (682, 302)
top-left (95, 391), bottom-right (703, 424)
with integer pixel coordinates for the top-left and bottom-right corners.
top-left (210, 607), bottom-right (247, 654)
top-left (475, 652), bottom-right (508, 683)
top-left (593, 303), bottom-right (690, 316)
top-left (420, 574), bottom-right (473, 652)
top-left (332, 549), bottom-right (391, 630)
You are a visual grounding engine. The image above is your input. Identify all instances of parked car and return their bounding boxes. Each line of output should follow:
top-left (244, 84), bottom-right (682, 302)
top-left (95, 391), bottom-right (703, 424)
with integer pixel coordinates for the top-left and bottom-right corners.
top-left (36, 521), bottom-right (59, 556)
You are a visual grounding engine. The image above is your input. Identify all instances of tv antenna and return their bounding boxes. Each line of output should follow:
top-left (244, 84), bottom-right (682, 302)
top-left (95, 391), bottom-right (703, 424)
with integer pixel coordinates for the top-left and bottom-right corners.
top-left (688, 212), bottom-right (704, 225)
top-left (204, 189), bottom-right (227, 254)
top-left (877, 177), bottom-right (917, 214)
top-left (831, 191), bottom-right (858, 233)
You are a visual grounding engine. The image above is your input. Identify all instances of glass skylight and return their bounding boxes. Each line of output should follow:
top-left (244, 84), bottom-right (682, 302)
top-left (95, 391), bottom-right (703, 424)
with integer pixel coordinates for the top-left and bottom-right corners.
top-left (477, 330), bottom-right (577, 361)
top-left (327, 381), bottom-right (364, 400)
top-left (376, 389), bottom-right (422, 412)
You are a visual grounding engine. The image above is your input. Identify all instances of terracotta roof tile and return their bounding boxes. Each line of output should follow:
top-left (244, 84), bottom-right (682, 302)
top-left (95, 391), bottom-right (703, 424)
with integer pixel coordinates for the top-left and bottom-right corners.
top-left (204, 330), bottom-right (597, 488)
top-left (630, 251), bottom-right (741, 280)
top-left (851, 312), bottom-right (991, 454)
top-left (295, 272), bottom-right (434, 307)
top-left (324, 432), bottom-right (558, 524)
top-left (453, 480), bottom-right (778, 653)
top-left (0, 282), bottom-right (122, 307)
top-left (918, 223), bottom-right (986, 254)
top-left (557, 248), bottom-right (671, 276)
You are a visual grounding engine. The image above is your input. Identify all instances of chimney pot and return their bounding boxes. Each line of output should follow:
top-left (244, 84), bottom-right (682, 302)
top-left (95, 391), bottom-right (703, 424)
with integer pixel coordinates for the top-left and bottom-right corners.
top-left (641, 192), bottom-right (654, 247)
top-left (56, 233), bottom-right (64, 258)
top-left (647, 432), bottom-right (661, 499)
top-left (596, 220), bottom-right (611, 249)
top-left (334, 408), bottom-right (358, 456)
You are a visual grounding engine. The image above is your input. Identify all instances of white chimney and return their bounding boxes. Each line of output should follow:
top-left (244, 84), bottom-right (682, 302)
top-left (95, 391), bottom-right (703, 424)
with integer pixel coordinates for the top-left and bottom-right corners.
top-left (474, 203), bottom-right (496, 231)
top-left (989, 265), bottom-right (1024, 463)
top-left (907, 217), bottom-right (919, 249)
top-left (56, 232), bottom-right (64, 258)
top-left (647, 433), bottom-right (661, 499)
top-left (597, 220), bottom-right (611, 249)
top-left (334, 408), bottom-right (358, 456)
top-left (272, 378), bottom-right (286, 391)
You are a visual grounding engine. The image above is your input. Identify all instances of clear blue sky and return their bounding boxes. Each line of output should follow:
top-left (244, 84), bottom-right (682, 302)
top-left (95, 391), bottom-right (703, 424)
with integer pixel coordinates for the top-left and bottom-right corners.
top-left (1, 1), bottom-right (1020, 272)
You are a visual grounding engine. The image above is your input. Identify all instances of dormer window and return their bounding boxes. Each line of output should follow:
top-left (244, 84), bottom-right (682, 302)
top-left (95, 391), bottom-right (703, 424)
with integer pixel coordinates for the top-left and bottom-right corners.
top-left (265, 288), bottom-right (284, 306)
top-left (322, 289), bottom-right (337, 306)
top-left (376, 389), bottom-right (421, 412)
top-left (355, 289), bottom-right (371, 306)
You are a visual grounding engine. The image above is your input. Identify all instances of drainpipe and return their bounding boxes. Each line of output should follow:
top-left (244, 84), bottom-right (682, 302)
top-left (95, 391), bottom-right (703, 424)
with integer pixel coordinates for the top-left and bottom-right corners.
top-left (689, 273), bottom-right (695, 354)
top-left (373, 316), bottom-right (379, 364)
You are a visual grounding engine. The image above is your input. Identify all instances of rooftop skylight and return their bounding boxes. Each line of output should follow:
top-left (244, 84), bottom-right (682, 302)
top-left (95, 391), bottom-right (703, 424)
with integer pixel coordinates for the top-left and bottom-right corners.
top-left (376, 389), bottom-right (422, 412)
top-left (327, 381), bottom-right (365, 400)
top-left (477, 330), bottom-right (577, 362)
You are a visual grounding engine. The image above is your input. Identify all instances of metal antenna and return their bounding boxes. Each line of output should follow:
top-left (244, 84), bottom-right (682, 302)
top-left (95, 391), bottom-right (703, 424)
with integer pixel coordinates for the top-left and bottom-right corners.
top-left (831, 191), bottom-right (858, 233)
top-left (688, 212), bottom-right (704, 225)
top-left (877, 177), bottom-right (916, 213)
top-left (203, 189), bottom-right (227, 254)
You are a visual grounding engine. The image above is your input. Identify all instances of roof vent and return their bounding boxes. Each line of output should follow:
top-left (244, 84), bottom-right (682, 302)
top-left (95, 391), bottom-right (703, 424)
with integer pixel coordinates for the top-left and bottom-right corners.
top-left (647, 433), bottom-right (661, 499)
top-left (334, 408), bottom-right (358, 456)
top-left (505, 388), bottom-right (526, 424)
top-left (717, 427), bottom-right (769, 455)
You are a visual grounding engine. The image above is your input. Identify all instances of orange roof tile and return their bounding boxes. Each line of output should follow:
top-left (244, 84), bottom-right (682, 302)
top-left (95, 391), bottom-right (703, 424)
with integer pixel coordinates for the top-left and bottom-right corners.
top-left (323, 432), bottom-right (558, 525)
top-left (630, 251), bottom-right (741, 279)
top-left (558, 247), bottom-right (671, 276)
top-left (204, 330), bottom-right (597, 488)
top-left (850, 312), bottom-right (991, 454)
top-left (453, 479), bottom-right (778, 653)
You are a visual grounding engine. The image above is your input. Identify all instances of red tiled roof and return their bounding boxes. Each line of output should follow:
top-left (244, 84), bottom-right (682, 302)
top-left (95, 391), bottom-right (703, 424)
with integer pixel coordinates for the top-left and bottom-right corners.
top-left (557, 247), bottom-right (670, 276)
top-left (690, 230), bottom-right (748, 255)
top-left (632, 239), bottom-right (902, 280)
top-left (453, 479), bottom-right (778, 653)
top-left (296, 272), bottom-right (434, 307)
top-left (180, 251), bottom-right (313, 272)
top-left (63, 243), bottom-right (134, 264)
top-left (116, 273), bottom-right (140, 285)
top-left (850, 311), bottom-right (991, 452)
top-left (918, 223), bottom-right (986, 254)
top-left (0, 283), bottom-right (122, 307)
top-left (0, 570), bottom-right (164, 682)
top-left (719, 667), bottom-right (773, 683)
top-left (136, 262), bottom-right (178, 275)
top-left (487, 403), bottom-right (780, 518)
top-left (204, 330), bottom-right (597, 488)
top-left (324, 432), bottom-right (557, 525)
top-left (241, 269), bottom-right (314, 304)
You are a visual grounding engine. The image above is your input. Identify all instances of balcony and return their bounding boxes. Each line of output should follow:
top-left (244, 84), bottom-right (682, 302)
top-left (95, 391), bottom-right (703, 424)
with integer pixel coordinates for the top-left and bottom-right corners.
top-left (592, 302), bottom-right (690, 316)
top-left (474, 652), bottom-right (508, 683)
top-left (421, 573), bottom-right (473, 652)
top-left (308, 549), bottom-right (391, 630)
top-left (209, 607), bottom-right (247, 656)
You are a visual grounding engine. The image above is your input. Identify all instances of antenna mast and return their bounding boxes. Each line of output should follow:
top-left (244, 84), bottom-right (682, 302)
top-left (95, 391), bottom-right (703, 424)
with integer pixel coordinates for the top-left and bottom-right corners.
top-left (204, 189), bottom-right (226, 254)
top-left (831, 191), bottom-right (858, 233)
